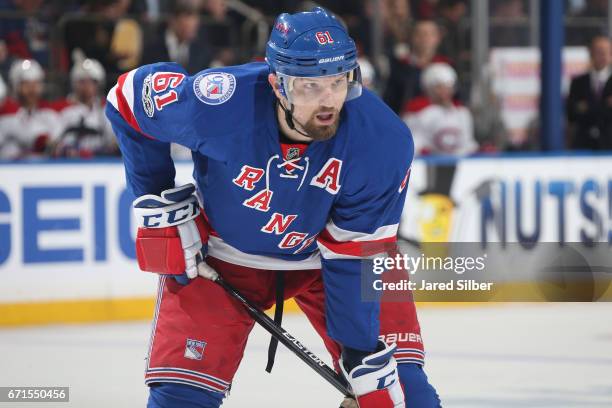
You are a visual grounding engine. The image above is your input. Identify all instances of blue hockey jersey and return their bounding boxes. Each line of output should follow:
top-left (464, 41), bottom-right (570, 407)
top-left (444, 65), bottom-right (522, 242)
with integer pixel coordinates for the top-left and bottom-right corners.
top-left (105, 62), bottom-right (414, 352)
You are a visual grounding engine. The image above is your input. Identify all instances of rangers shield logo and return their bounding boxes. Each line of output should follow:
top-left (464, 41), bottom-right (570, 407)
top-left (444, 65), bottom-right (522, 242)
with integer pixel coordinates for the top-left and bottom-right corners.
top-left (194, 72), bottom-right (236, 105)
top-left (184, 339), bottom-right (207, 360)
top-left (206, 76), bottom-right (223, 96)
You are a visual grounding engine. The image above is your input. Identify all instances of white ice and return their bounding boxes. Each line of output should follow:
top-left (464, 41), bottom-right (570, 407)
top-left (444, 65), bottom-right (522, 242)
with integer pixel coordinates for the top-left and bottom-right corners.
top-left (0, 303), bottom-right (611, 407)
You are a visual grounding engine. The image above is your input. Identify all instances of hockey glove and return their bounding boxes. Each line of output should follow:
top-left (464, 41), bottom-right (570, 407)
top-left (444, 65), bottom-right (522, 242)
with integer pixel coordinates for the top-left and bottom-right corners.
top-left (133, 183), bottom-right (218, 284)
top-left (340, 341), bottom-right (405, 408)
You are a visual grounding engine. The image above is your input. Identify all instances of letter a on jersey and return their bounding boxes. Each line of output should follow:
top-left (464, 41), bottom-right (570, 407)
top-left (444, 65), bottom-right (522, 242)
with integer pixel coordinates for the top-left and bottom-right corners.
top-left (310, 158), bottom-right (342, 194)
top-left (243, 190), bottom-right (273, 212)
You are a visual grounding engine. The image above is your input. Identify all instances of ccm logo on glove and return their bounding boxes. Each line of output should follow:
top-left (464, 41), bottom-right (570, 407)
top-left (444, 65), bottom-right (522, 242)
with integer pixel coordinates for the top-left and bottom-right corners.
top-left (137, 196), bottom-right (199, 228)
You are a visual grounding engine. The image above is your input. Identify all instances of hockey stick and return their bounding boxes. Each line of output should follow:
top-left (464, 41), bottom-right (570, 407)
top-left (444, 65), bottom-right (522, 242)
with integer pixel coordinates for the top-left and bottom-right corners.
top-left (212, 275), bottom-right (352, 396)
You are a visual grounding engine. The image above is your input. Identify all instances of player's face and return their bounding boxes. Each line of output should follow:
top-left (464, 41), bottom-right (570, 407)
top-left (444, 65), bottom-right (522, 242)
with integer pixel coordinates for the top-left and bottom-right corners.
top-left (74, 78), bottom-right (99, 103)
top-left (289, 74), bottom-right (348, 141)
top-left (18, 80), bottom-right (42, 106)
top-left (428, 83), bottom-right (454, 105)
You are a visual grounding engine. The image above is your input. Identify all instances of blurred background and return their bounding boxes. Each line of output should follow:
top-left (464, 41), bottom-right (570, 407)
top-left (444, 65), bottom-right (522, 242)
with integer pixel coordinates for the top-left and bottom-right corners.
top-left (0, 1), bottom-right (611, 407)
top-left (3, 0), bottom-right (612, 156)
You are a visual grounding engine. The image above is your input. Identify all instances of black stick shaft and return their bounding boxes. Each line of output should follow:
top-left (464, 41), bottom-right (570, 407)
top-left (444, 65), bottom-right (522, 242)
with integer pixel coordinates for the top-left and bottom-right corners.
top-left (214, 277), bottom-right (351, 395)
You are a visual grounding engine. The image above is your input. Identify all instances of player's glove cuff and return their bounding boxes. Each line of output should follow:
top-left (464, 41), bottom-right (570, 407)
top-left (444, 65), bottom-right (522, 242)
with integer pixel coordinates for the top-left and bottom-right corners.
top-left (340, 341), bottom-right (405, 408)
top-left (133, 184), bottom-right (200, 228)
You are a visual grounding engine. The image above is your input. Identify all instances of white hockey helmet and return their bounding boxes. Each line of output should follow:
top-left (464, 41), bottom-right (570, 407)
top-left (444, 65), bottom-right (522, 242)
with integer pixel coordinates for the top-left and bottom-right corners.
top-left (9, 59), bottom-right (44, 89)
top-left (70, 58), bottom-right (105, 85)
top-left (421, 63), bottom-right (457, 90)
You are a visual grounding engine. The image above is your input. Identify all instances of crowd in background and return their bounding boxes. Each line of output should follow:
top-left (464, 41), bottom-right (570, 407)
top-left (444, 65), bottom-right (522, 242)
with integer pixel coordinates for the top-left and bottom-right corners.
top-left (0, 0), bottom-right (611, 160)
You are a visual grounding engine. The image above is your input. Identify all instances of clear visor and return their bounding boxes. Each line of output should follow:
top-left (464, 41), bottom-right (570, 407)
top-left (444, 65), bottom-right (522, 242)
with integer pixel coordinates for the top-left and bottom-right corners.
top-left (278, 68), bottom-right (362, 107)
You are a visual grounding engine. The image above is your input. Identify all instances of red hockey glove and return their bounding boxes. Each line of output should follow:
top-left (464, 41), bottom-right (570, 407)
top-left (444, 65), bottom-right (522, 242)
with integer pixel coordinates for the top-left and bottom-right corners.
top-left (133, 184), bottom-right (217, 283)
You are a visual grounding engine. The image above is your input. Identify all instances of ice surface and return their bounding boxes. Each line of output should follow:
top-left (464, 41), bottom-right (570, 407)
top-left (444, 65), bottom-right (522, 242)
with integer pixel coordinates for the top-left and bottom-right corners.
top-left (0, 303), bottom-right (611, 407)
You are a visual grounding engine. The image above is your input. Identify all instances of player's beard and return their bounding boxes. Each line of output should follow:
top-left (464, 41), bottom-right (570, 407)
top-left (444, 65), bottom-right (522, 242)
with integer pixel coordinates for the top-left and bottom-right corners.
top-left (301, 108), bottom-right (341, 141)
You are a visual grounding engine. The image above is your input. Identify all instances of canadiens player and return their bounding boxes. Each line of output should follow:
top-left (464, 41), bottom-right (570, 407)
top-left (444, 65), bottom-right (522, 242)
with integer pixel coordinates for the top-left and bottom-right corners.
top-left (106, 7), bottom-right (440, 408)
top-left (403, 63), bottom-right (477, 156)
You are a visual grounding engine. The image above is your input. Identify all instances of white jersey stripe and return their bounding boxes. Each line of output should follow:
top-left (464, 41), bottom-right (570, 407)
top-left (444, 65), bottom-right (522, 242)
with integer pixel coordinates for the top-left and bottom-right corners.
top-left (122, 68), bottom-right (137, 115)
top-left (145, 275), bottom-right (166, 373)
top-left (106, 84), bottom-right (119, 111)
top-left (326, 221), bottom-right (399, 242)
top-left (208, 235), bottom-right (322, 270)
top-left (147, 367), bottom-right (230, 387)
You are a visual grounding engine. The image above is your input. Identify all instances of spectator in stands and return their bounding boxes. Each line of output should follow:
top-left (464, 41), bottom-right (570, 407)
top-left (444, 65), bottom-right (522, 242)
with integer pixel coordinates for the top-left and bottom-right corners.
top-left (403, 63), bottom-right (477, 155)
top-left (0, 0), bottom-right (59, 66)
top-left (567, 35), bottom-right (612, 150)
top-left (201, 0), bottom-right (240, 67)
top-left (383, 19), bottom-right (451, 113)
top-left (385, 0), bottom-right (412, 46)
top-left (140, 0), bottom-right (211, 74)
top-left (141, 0), bottom-right (210, 70)
top-left (437, 0), bottom-right (469, 75)
top-left (64, 0), bottom-right (142, 90)
top-left (203, 0), bottom-right (226, 20)
top-left (409, 19), bottom-right (450, 68)
top-left (53, 58), bottom-right (118, 158)
top-left (344, 0), bottom-right (392, 60)
top-left (0, 59), bottom-right (62, 159)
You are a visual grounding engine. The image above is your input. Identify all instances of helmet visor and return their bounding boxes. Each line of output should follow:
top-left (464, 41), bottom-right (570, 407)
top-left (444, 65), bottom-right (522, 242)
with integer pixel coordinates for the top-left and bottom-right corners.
top-left (277, 67), bottom-right (362, 107)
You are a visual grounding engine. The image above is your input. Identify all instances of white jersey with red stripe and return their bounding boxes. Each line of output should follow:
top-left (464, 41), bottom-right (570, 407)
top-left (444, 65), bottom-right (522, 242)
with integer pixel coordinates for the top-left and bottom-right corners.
top-left (105, 61), bottom-right (414, 351)
top-left (403, 96), bottom-right (476, 156)
top-left (0, 105), bottom-right (63, 159)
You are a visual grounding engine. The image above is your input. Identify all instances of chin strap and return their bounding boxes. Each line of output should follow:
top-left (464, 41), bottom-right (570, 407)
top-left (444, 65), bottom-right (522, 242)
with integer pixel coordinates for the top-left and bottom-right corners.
top-left (278, 100), bottom-right (312, 138)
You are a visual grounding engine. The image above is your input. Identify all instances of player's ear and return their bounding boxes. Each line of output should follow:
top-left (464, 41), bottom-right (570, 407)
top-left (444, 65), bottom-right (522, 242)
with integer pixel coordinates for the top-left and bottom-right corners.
top-left (268, 73), bottom-right (283, 99)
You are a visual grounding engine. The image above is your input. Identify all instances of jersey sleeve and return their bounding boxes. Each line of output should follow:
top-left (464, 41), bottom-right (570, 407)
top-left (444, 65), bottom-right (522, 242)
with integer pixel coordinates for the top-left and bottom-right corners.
top-left (104, 63), bottom-right (187, 197)
top-left (105, 62), bottom-right (259, 196)
top-left (106, 63), bottom-right (199, 148)
top-left (105, 101), bottom-right (174, 196)
top-left (316, 125), bottom-right (414, 352)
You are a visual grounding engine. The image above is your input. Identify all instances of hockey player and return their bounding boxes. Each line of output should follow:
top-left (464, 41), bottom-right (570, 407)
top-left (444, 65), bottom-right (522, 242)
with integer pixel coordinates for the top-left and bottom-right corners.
top-left (54, 58), bottom-right (118, 157)
top-left (0, 59), bottom-right (63, 159)
top-left (403, 63), bottom-right (477, 156)
top-left (106, 7), bottom-right (440, 408)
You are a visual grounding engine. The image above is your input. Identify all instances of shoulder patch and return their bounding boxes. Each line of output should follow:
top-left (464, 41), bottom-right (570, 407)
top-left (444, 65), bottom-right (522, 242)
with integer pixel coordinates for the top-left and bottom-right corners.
top-left (193, 72), bottom-right (236, 105)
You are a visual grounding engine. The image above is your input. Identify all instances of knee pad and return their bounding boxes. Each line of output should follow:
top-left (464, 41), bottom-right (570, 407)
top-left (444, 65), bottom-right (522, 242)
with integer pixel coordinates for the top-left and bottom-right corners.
top-left (147, 382), bottom-right (224, 408)
top-left (397, 364), bottom-right (442, 407)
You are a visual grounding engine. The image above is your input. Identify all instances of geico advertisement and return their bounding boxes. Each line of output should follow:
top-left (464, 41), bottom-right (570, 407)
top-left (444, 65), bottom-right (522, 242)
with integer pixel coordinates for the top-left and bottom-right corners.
top-left (0, 161), bottom-right (194, 302)
top-left (399, 156), bottom-right (612, 245)
top-left (1, 157), bottom-right (610, 302)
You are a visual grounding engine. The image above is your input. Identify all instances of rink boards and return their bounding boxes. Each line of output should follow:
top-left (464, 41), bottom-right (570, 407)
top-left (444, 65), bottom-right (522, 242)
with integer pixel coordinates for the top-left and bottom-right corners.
top-left (0, 154), bottom-right (611, 325)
